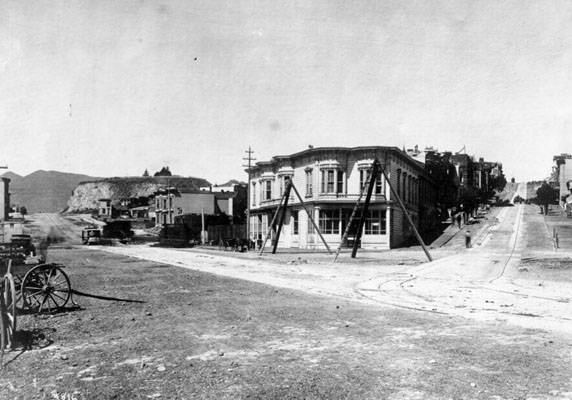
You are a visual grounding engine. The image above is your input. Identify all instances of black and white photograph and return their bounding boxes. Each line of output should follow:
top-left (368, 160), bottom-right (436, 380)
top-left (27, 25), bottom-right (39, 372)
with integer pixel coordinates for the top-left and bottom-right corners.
top-left (1, 1), bottom-right (572, 399)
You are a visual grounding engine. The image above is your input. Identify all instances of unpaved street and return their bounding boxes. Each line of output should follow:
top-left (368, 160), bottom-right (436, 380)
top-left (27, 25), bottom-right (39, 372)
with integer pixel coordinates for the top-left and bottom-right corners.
top-left (2, 208), bottom-right (571, 399)
top-left (92, 204), bottom-right (572, 334)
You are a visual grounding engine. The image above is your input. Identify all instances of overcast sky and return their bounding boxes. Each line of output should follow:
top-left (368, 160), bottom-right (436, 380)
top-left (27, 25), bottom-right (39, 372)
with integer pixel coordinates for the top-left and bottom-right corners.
top-left (1, 0), bottom-right (571, 183)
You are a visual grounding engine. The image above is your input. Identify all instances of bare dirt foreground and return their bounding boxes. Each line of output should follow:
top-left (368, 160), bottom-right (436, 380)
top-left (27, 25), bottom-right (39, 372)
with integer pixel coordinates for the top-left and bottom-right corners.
top-left (0, 211), bottom-right (571, 399)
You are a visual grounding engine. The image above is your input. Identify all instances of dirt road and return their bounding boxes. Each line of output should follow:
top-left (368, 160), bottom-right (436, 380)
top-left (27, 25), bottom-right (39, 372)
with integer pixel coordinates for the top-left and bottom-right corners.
top-left (83, 204), bottom-right (572, 334)
top-left (26, 213), bottom-right (87, 245)
top-left (357, 204), bottom-right (572, 332)
top-left (8, 210), bottom-right (571, 399)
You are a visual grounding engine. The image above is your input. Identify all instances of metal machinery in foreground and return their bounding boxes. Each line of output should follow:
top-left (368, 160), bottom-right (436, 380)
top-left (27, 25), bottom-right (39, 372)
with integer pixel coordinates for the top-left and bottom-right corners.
top-left (0, 236), bottom-right (72, 366)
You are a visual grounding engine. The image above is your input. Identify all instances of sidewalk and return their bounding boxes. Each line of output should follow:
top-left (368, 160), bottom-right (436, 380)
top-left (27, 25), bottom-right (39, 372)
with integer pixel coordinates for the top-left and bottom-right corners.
top-left (542, 204), bottom-right (572, 251)
top-left (434, 206), bottom-right (503, 251)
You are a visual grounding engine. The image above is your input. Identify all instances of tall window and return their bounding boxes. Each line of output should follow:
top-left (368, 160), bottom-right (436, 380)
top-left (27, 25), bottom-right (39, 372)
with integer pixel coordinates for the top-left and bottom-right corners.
top-left (292, 211), bottom-right (299, 235)
top-left (396, 169), bottom-right (401, 197)
top-left (327, 170), bottom-right (335, 193)
top-left (264, 180), bottom-right (272, 200)
top-left (402, 173), bottom-right (407, 201)
top-left (319, 209), bottom-right (340, 234)
top-left (321, 169), bottom-right (343, 194)
top-left (337, 170), bottom-right (344, 193)
top-left (305, 169), bottom-right (313, 197)
top-left (252, 182), bottom-right (257, 206)
top-left (364, 210), bottom-right (387, 234)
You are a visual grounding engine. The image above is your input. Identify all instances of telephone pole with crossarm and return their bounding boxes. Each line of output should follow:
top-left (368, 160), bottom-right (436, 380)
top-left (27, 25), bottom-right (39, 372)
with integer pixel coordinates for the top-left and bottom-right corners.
top-left (242, 147), bottom-right (255, 244)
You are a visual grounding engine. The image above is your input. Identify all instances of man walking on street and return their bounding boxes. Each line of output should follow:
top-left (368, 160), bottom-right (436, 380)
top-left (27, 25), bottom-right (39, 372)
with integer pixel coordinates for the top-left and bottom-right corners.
top-left (456, 213), bottom-right (462, 229)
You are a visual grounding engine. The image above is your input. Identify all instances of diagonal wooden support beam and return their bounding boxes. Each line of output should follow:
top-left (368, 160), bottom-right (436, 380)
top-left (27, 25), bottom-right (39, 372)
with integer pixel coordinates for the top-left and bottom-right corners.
top-left (290, 182), bottom-right (332, 254)
top-left (379, 159), bottom-right (433, 262)
top-left (333, 168), bottom-right (373, 262)
top-left (272, 181), bottom-right (293, 254)
top-left (351, 160), bottom-right (380, 258)
top-left (258, 190), bottom-right (288, 256)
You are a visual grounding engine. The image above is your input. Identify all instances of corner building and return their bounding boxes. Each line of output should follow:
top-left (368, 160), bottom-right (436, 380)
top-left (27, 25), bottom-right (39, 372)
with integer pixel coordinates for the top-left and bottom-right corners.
top-left (248, 146), bottom-right (436, 250)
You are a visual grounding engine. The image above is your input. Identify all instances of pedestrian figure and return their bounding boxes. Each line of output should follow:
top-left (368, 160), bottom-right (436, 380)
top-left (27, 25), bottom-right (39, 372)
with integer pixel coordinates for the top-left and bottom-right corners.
top-left (465, 230), bottom-right (471, 248)
top-left (456, 213), bottom-right (462, 229)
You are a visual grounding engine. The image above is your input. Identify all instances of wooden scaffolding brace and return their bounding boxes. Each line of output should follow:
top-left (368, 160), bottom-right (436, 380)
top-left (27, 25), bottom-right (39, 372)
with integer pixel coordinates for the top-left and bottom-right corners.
top-left (333, 158), bottom-right (433, 263)
top-left (259, 178), bottom-right (332, 255)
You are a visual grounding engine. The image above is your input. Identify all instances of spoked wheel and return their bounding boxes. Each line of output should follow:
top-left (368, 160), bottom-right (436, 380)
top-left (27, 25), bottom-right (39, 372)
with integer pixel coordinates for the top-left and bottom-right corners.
top-left (0, 295), bottom-right (6, 367)
top-left (13, 274), bottom-right (24, 311)
top-left (21, 264), bottom-right (71, 313)
top-left (3, 273), bottom-right (16, 349)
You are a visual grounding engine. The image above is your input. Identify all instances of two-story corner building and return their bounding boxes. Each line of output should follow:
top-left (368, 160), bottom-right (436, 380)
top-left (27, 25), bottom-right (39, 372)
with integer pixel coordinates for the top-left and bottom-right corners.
top-left (247, 146), bottom-right (437, 250)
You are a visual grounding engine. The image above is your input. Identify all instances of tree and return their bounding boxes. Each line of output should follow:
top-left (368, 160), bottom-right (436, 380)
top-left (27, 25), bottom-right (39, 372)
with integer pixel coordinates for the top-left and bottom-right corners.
top-left (491, 173), bottom-right (507, 193)
top-left (143, 169), bottom-right (149, 177)
top-left (459, 186), bottom-right (480, 216)
top-left (19, 206), bottom-right (27, 215)
top-left (154, 166), bottom-right (172, 177)
top-left (424, 151), bottom-right (460, 218)
top-left (536, 182), bottom-right (555, 215)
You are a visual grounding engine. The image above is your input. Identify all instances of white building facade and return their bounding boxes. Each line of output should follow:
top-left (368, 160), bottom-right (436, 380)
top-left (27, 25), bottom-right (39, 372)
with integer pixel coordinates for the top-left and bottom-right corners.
top-left (248, 147), bottom-right (435, 250)
top-left (554, 154), bottom-right (572, 205)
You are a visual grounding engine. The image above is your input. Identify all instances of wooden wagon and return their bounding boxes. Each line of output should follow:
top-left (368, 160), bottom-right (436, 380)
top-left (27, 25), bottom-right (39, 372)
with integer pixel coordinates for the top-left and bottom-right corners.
top-left (0, 237), bottom-right (71, 362)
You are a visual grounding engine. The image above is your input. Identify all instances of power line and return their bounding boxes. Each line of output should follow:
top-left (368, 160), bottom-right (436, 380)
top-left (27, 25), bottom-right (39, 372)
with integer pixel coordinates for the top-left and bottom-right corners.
top-left (242, 147), bottom-right (256, 244)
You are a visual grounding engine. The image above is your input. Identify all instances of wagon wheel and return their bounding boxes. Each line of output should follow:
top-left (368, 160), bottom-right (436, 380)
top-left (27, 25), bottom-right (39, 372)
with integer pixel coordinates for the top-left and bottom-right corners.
top-left (13, 274), bottom-right (24, 311)
top-left (3, 273), bottom-right (16, 348)
top-left (0, 294), bottom-right (7, 367)
top-left (21, 264), bottom-right (71, 313)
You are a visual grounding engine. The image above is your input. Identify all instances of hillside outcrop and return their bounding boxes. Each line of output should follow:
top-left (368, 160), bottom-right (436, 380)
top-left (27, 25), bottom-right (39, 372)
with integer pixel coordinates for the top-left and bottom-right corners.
top-left (66, 176), bottom-right (211, 212)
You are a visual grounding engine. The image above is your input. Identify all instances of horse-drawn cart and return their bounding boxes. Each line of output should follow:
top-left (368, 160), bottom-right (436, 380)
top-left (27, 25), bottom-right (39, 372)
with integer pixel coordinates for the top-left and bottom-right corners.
top-left (0, 236), bottom-right (71, 363)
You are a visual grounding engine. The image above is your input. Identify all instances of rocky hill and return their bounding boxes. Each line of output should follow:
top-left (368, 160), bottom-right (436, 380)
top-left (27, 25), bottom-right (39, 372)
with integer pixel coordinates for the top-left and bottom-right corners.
top-left (2, 170), bottom-right (99, 213)
top-left (67, 176), bottom-right (211, 212)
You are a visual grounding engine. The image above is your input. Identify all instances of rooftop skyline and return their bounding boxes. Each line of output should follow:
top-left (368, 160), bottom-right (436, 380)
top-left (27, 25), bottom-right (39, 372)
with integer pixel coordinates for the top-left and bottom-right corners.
top-left (1, 0), bottom-right (571, 183)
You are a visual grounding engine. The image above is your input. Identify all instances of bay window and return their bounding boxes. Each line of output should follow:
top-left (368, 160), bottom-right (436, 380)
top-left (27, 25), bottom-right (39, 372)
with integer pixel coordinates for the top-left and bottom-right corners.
top-left (320, 168), bottom-right (344, 194)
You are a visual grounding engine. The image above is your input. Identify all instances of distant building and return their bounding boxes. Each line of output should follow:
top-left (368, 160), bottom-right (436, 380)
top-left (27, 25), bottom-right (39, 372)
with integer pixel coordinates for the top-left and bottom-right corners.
top-left (98, 199), bottom-right (112, 219)
top-left (153, 184), bottom-right (246, 227)
top-left (98, 198), bottom-right (150, 221)
top-left (410, 144), bottom-right (503, 201)
top-left (154, 188), bottom-right (216, 226)
top-left (200, 180), bottom-right (244, 193)
top-left (247, 146), bottom-right (438, 250)
top-left (553, 153), bottom-right (572, 205)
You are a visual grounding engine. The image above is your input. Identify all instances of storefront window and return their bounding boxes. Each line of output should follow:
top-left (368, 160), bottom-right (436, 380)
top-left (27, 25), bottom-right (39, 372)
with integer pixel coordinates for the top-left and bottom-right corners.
top-left (319, 209), bottom-right (340, 234)
top-left (364, 210), bottom-right (387, 234)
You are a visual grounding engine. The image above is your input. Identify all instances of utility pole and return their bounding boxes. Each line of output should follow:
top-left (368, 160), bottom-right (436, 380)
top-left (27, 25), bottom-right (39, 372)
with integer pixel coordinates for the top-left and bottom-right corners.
top-left (242, 147), bottom-right (255, 243)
